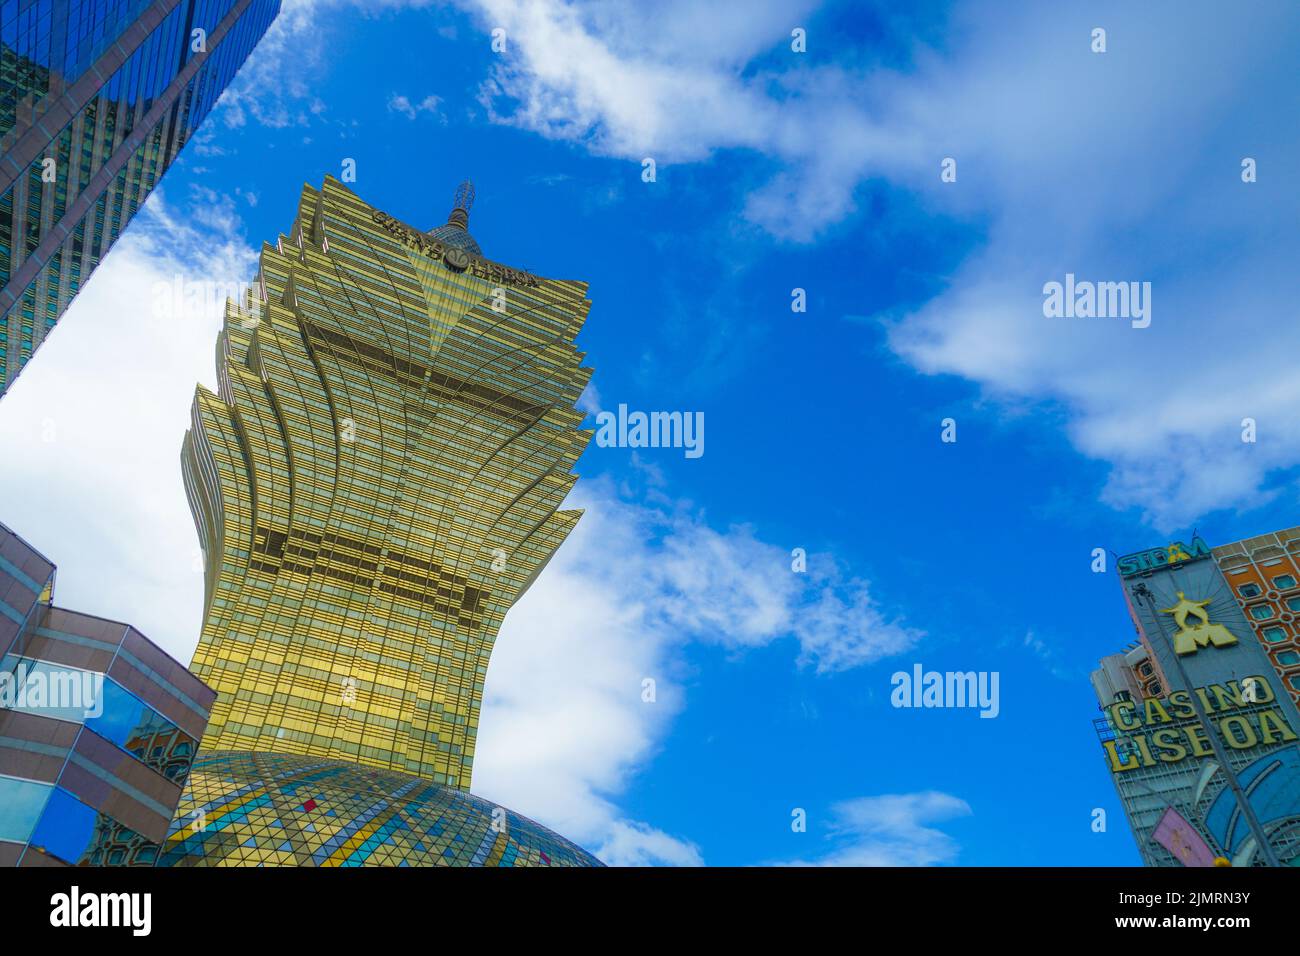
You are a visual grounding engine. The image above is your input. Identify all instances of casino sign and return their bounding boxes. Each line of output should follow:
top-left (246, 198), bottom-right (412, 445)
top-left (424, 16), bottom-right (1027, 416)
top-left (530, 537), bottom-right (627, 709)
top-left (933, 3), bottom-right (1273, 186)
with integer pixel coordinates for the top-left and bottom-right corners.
top-left (1119, 537), bottom-right (1212, 577)
top-left (1103, 676), bottom-right (1298, 773)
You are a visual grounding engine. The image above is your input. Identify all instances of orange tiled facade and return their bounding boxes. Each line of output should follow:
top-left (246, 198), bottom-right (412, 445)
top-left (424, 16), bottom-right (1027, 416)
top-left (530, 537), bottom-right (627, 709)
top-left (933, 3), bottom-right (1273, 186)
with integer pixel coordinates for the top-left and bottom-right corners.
top-left (1213, 527), bottom-right (1300, 705)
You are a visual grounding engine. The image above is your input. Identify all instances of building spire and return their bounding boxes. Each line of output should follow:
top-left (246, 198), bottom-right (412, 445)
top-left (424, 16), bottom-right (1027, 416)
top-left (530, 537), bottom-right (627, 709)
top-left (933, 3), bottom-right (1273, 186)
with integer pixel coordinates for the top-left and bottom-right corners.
top-left (447, 179), bottom-right (475, 229)
top-left (427, 180), bottom-right (483, 256)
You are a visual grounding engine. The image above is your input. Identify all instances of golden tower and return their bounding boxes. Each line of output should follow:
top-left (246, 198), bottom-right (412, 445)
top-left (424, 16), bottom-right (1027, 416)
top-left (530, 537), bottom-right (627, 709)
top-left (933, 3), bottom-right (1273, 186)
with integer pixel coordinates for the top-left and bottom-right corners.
top-left (181, 177), bottom-right (593, 790)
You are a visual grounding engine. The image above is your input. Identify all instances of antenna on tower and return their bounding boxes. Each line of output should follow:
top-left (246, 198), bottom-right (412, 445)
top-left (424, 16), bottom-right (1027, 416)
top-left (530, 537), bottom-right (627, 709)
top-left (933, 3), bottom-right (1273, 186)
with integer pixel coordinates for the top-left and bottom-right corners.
top-left (446, 180), bottom-right (475, 229)
top-left (454, 180), bottom-right (475, 214)
top-left (425, 180), bottom-right (485, 256)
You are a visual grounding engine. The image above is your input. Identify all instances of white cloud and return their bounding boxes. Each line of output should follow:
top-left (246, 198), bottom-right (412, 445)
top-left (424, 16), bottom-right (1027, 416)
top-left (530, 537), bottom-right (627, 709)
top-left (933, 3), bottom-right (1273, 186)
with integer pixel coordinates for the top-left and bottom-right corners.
top-left (576, 379), bottom-right (601, 415)
top-left (0, 189), bottom-right (254, 664)
top-left (476, 475), bottom-right (920, 864)
top-left (794, 579), bottom-right (917, 674)
top-left (470, 0), bottom-right (866, 241)
top-left (1021, 629), bottom-right (1075, 682)
top-left (595, 820), bottom-right (704, 867)
top-left (215, 0), bottom-right (344, 130)
top-left (227, 0), bottom-right (913, 240)
top-left (878, 4), bottom-right (1300, 531)
top-left (778, 791), bottom-right (972, 866)
top-left (456, 0), bottom-right (1300, 530)
top-left (387, 93), bottom-right (444, 121)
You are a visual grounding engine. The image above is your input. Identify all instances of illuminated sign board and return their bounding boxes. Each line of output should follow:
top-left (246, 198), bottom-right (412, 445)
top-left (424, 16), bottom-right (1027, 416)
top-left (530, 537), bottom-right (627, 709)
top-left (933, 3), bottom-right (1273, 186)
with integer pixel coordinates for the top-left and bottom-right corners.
top-left (1118, 537), bottom-right (1211, 577)
top-left (1102, 675), bottom-right (1298, 773)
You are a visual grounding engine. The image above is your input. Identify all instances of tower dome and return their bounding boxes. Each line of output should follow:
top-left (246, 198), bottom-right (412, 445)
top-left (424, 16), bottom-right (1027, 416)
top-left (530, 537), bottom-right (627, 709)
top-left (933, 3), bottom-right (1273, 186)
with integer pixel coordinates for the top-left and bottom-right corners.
top-left (426, 180), bottom-right (483, 256)
top-left (156, 752), bottom-right (604, 867)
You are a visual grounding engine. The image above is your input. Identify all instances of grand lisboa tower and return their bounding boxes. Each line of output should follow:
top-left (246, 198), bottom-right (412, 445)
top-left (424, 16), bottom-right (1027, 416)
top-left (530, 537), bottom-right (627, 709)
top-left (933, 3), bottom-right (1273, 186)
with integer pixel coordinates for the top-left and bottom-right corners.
top-left (156, 178), bottom-right (601, 867)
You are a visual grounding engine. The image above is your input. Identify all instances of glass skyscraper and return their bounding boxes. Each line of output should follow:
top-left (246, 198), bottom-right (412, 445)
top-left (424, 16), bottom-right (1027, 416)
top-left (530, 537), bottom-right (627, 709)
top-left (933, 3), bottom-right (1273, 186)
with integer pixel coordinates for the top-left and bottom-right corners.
top-left (159, 177), bottom-right (603, 866)
top-left (0, 0), bottom-right (281, 396)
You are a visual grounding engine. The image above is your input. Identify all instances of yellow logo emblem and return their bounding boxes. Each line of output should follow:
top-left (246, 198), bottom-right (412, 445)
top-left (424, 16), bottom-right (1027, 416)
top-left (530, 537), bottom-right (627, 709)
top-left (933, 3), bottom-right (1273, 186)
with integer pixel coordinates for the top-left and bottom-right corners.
top-left (1159, 592), bottom-right (1239, 655)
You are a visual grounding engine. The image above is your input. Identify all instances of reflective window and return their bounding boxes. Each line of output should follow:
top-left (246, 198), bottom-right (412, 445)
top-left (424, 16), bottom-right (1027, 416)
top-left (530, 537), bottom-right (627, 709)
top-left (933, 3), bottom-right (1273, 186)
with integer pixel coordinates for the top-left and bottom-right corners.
top-left (1239, 583), bottom-right (1262, 598)
top-left (0, 655), bottom-right (103, 722)
top-left (0, 777), bottom-right (53, 844)
top-left (24, 782), bottom-right (156, 865)
top-left (1263, 627), bottom-right (1288, 643)
top-left (84, 674), bottom-right (192, 760)
top-left (25, 787), bottom-right (98, 864)
top-left (1250, 604), bottom-right (1276, 621)
top-left (1274, 574), bottom-right (1297, 590)
top-left (1277, 651), bottom-right (1300, 666)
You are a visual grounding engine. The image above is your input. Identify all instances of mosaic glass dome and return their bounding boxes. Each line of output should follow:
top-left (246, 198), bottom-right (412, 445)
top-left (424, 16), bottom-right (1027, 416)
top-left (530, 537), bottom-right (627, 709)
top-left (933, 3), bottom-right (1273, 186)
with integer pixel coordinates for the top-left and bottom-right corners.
top-left (425, 180), bottom-right (483, 256)
top-left (155, 751), bottom-right (603, 867)
top-left (425, 222), bottom-right (483, 256)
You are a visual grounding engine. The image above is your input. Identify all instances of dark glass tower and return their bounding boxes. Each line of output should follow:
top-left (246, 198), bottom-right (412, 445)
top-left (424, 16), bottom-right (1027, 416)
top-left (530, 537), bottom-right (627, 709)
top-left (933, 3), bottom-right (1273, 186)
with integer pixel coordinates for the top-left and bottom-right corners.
top-left (0, 0), bottom-right (281, 396)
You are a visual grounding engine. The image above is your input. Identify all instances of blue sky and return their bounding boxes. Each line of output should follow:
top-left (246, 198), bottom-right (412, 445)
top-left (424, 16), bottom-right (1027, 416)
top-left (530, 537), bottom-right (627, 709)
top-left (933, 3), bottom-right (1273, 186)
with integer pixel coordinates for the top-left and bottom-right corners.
top-left (1, 0), bottom-right (1298, 866)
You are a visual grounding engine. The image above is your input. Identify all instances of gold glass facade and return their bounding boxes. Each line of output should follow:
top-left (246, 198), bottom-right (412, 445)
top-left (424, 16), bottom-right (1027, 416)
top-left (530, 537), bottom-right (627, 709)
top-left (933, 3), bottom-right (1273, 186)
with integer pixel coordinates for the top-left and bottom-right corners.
top-left (182, 176), bottom-right (593, 790)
